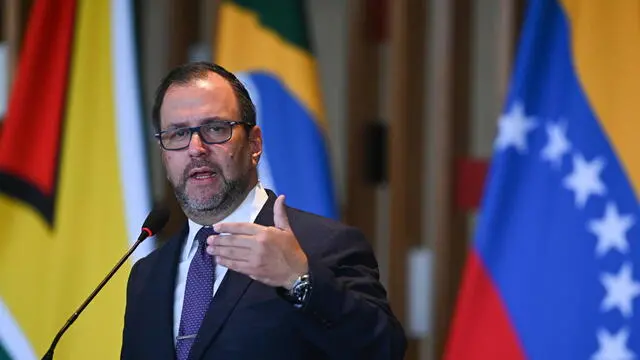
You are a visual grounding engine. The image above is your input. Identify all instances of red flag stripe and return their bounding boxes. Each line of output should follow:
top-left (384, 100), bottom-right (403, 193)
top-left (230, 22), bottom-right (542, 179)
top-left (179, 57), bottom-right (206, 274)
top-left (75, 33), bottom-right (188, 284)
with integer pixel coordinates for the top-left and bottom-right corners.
top-left (0, 0), bottom-right (76, 224)
top-left (443, 251), bottom-right (526, 360)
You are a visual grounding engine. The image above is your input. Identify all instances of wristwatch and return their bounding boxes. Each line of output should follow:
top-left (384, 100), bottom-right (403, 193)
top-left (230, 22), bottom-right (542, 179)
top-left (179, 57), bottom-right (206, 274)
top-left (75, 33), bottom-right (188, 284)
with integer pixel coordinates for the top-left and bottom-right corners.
top-left (286, 273), bottom-right (311, 308)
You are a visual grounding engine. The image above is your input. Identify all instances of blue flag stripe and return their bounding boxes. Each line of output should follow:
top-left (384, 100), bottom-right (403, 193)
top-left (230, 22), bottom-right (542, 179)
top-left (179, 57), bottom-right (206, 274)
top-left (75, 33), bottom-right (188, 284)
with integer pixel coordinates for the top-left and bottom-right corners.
top-left (241, 72), bottom-right (337, 219)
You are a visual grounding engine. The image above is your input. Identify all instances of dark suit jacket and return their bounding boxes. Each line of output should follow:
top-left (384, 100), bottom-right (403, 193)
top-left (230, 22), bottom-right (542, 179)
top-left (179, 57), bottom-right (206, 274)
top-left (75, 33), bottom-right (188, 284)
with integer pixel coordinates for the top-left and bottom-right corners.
top-left (121, 190), bottom-right (406, 359)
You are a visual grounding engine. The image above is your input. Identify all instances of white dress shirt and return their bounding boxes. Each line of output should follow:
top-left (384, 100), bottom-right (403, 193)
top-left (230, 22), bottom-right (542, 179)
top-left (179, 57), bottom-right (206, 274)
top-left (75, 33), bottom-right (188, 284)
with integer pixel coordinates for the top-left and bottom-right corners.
top-left (173, 182), bottom-right (269, 345)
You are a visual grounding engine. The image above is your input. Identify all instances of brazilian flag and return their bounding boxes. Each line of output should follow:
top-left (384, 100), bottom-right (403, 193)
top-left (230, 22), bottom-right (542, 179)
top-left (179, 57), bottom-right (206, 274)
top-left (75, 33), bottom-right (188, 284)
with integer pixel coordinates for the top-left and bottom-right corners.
top-left (215, 0), bottom-right (338, 219)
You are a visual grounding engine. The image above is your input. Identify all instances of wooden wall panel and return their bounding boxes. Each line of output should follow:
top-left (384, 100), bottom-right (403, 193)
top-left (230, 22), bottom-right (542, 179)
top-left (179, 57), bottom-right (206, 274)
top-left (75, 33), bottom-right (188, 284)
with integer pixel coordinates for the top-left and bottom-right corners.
top-left (431, 0), bottom-right (472, 358)
top-left (387, 0), bottom-right (427, 358)
top-left (344, 0), bottom-right (381, 244)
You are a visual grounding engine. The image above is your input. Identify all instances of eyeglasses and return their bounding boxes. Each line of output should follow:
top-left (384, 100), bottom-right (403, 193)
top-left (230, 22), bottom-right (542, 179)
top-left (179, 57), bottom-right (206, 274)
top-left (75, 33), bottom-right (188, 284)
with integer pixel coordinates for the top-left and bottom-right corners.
top-left (155, 121), bottom-right (247, 151)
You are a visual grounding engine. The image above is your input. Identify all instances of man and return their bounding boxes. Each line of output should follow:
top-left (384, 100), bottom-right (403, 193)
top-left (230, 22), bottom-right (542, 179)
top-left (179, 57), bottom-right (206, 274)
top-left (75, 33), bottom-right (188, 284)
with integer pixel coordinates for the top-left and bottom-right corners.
top-left (121, 61), bottom-right (406, 359)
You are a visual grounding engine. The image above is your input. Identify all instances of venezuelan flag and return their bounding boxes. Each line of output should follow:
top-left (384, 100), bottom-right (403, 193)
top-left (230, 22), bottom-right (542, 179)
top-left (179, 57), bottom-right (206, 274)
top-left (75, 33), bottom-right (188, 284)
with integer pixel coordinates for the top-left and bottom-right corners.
top-left (445, 0), bottom-right (640, 359)
top-left (0, 0), bottom-right (153, 358)
top-left (214, 0), bottom-right (337, 219)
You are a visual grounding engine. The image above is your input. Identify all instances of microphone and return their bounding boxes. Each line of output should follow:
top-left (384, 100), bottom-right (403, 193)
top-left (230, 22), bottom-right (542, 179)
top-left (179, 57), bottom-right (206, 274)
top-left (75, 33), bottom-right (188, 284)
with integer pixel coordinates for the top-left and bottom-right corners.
top-left (41, 207), bottom-right (170, 360)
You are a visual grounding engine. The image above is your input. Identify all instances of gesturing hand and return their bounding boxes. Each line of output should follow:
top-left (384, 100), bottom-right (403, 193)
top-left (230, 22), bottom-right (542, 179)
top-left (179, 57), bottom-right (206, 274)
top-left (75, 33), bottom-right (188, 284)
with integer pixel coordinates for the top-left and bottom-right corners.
top-left (206, 195), bottom-right (309, 290)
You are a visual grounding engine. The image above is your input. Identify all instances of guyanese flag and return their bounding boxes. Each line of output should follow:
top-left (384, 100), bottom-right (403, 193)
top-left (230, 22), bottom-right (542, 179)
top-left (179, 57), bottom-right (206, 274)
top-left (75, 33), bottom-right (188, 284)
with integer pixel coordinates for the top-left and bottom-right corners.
top-left (214, 0), bottom-right (338, 219)
top-left (0, 0), bottom-right (153, 358)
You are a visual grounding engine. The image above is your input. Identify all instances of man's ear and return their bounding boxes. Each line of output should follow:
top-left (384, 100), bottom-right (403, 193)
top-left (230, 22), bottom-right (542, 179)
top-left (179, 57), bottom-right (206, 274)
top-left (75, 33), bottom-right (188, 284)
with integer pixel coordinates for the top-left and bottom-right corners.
top-left (248, 125), bottom-right (263, 165)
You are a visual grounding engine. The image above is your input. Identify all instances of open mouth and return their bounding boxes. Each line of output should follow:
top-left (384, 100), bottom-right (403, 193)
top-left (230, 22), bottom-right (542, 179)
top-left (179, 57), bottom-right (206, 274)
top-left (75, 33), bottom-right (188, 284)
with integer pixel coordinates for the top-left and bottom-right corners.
top-left (189, 167), bottom-right (217, 180)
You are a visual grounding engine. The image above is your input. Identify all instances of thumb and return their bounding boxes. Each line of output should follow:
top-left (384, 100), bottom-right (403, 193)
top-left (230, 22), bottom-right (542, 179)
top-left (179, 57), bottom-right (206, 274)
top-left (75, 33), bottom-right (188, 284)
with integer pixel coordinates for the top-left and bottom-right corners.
top-left (273, 194), bottom-right (291, 231)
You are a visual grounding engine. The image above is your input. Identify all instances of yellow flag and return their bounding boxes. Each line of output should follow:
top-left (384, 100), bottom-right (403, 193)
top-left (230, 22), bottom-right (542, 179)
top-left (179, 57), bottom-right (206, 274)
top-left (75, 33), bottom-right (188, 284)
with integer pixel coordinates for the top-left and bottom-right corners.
top-left (0, 0), bottom-right (153, 358)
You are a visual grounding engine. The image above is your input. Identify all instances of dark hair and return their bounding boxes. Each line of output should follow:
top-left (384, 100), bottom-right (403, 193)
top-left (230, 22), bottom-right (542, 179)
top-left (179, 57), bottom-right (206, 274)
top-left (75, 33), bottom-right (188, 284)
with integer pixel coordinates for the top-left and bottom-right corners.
top-left (151, 61), bottom-right (256, 132)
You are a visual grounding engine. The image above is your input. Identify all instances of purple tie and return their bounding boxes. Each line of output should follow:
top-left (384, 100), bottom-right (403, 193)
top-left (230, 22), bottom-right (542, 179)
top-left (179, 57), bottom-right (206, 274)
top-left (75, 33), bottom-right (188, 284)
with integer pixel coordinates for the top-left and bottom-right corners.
top-left (176, 226), bottom-right (217, 360)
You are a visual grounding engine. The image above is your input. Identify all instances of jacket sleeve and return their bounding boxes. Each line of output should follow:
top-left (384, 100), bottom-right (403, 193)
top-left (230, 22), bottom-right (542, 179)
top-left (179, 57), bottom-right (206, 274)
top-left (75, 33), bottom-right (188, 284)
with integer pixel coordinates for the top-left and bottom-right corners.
top-left (286, 227), bottom-right (407, 360)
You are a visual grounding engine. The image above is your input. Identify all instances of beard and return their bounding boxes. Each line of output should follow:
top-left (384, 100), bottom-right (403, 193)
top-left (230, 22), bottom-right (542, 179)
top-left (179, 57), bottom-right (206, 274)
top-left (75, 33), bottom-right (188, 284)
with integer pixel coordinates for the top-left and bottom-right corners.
top-left (170, 159), bottom-right (251, 221)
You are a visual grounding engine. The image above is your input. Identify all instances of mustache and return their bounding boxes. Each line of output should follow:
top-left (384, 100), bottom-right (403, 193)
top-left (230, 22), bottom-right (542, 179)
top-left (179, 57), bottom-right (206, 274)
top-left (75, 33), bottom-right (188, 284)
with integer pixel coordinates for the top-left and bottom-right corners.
top-left (182, 160), bottom-right (222, 179)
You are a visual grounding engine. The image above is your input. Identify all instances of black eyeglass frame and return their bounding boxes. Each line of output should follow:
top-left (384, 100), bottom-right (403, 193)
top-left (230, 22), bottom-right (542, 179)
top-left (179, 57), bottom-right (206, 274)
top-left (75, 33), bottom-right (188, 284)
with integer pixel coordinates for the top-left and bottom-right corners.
top-left (154, 120), bottom-right (250, 151)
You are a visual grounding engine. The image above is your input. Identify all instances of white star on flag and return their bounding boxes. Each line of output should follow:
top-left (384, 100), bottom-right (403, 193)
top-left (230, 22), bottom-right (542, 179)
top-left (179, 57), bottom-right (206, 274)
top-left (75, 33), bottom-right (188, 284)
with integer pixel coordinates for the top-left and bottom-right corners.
top-left (588, 202), bottom-right (635, 257)
top-left (600, 262), bottom-right (640, 318)
top-left (494, 101), bottom-right (537, 153)
top-left (562, 153), bottom-right (607, 208)
top-left (591, 327), bottom-right (635, 360)
top-left (540, 120), bottom-right (571, 168)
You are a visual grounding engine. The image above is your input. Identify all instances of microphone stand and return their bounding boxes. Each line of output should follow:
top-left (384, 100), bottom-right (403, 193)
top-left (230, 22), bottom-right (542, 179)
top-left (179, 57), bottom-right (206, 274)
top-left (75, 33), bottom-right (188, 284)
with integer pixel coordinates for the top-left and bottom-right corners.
top-left (41, 232), bottom-right (150, 360)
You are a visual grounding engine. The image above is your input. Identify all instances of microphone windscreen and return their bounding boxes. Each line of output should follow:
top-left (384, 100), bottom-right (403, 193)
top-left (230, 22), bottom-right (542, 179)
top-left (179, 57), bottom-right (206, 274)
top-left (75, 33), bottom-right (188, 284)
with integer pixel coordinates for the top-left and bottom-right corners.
top-left (141, 207), bottom-right (170, 236)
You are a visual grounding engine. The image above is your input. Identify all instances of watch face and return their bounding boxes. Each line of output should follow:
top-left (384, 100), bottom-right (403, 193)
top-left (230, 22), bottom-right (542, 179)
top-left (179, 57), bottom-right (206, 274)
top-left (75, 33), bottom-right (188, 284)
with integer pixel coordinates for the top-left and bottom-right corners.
top-left (288, 274), bottom-right (310, 304)
top-left (292, 280), bottom-right (308, 300)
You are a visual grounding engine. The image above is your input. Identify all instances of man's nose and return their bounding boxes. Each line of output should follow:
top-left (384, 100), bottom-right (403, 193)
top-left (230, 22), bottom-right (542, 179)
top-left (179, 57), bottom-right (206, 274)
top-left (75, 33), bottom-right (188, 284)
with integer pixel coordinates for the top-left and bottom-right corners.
top-left (187, 132), bottom-right (208, 156)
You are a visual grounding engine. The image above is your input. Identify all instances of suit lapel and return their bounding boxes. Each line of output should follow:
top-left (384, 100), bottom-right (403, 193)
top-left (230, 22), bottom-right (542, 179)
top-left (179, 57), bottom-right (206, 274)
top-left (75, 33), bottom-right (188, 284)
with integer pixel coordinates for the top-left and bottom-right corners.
top-left (143, 225), bottom-right (186, 359)
top-left (188, 191), bottom-right (276, 360)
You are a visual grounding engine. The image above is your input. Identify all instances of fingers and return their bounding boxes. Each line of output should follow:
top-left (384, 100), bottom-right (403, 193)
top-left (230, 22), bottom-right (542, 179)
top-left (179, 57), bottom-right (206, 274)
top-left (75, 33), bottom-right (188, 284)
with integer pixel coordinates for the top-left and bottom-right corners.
top-left (208, 243), bottom-right (252, 262)
top-left (207, 234), bottom-right (253, 248)
top-left (216, 257), bottom-right (251, 274)
top-left (214, 222), bottom-right (263, 235)
top-left (206, 234), bottom-right (253, 261)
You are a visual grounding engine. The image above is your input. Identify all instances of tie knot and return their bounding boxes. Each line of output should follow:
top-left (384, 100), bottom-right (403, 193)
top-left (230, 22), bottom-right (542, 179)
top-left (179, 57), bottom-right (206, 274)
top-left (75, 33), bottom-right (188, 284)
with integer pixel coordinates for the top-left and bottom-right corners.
top-left (195, 226), bottom-right (217, 246)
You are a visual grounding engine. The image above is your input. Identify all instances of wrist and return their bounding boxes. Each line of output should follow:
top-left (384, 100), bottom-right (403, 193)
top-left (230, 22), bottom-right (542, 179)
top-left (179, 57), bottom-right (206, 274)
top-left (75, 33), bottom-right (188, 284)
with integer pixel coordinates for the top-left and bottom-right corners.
top-left (284, 268), bottom-right (308, 290)
top-left (284, 256), bottom-right (309, 290)
top-left (276, 256), bottom-right (312, 308)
